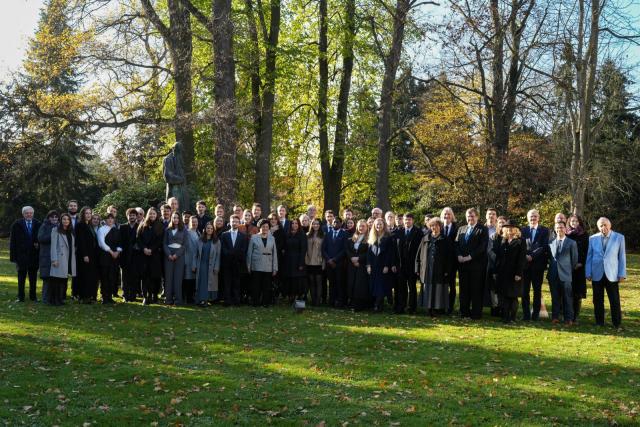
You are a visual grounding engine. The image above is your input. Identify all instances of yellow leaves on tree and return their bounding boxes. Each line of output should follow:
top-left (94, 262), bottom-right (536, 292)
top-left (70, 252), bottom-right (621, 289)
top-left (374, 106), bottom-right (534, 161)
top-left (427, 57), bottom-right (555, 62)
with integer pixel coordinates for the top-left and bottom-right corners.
top-left (410, 85), bottom-right (555, 212)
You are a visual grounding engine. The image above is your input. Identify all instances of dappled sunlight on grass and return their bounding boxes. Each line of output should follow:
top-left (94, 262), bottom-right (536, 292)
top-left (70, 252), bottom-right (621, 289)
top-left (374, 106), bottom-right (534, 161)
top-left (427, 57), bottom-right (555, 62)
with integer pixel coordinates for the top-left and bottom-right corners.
top-left (1, 240), bottom-right (639, 425)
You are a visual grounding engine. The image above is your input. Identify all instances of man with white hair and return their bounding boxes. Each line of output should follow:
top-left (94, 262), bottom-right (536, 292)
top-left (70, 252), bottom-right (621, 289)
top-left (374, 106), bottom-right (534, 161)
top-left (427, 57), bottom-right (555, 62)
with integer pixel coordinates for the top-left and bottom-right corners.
top-left (9, 206), bottom-right (41, 302)
top-left (520, 209), bottom-right (549, 321)
top-left (586, 217), bottom-right (626, 328)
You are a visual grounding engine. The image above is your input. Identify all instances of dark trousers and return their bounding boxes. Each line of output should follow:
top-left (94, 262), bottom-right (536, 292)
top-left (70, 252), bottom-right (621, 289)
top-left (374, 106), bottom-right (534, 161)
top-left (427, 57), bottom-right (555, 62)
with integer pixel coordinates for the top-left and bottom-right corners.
top-left (550, 279), bottom-right (573, 322)
top-left (121, 267), bottom-right (140, 301)
top-left (308, 271), bottom-right (323, 306)
top-left (100, 262), bottom-right (118, 301)
top-left (182, 279), bottom-right (196, 303)
top-left (71, 276), bottom-right (79, 298)
top-left (447, 264), bottom-right (457, 313)
top-left (223, 269), bottom-right (243, 305)
top-left (48, 277), bottom-right (67, 305)
top-left (501, 296), bottom-right (518, 322)
top-left (142, 277), bottom-right (161, 297)
top-left (396, 272), bottom-right (418, 313)
top-left (17, 268), bottom-right (38, 301)
top-left (251, 271), bottom-right (273, 306)
top-left (41, 277), bottom-right (50, 303)
top-left (458, 264), bottom-right (484, 318)
top-left (593, 278), bottom-right (622, 327)
top-left (327, 262), bottom-right (345, 307)
top-left (522, 268), bottom-right (545, 320)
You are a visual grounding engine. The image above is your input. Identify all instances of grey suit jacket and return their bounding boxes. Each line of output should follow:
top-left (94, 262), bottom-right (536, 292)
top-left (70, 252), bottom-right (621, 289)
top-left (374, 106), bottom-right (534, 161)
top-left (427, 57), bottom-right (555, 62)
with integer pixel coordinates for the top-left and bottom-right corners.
top-left (247, 234), bottom-right (278, 273)
top-left (50, 228), bottom-right (77, 279)
top-left (547, 237), bottom-right (578, 283)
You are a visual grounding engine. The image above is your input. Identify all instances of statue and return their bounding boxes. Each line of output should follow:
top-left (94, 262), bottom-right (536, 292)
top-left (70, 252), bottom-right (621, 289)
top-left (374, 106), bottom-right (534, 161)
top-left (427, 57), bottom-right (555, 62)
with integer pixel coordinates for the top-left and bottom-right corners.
top-left (163, 142), bottom-right (188, 211)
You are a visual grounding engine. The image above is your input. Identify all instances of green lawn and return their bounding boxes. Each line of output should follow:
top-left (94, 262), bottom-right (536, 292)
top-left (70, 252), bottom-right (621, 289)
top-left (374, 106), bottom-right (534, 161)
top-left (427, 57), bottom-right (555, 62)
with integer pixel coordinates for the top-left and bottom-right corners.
top-left (0, 240), bottom-right (638, 426)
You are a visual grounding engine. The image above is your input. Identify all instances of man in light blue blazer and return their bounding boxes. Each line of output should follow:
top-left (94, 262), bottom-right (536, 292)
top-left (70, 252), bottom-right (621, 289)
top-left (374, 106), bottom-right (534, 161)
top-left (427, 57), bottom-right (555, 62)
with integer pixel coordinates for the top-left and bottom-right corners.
top-left (585, 217), bottom-right (626, 327)
top-left (547, 221), bottom-right (578, 324)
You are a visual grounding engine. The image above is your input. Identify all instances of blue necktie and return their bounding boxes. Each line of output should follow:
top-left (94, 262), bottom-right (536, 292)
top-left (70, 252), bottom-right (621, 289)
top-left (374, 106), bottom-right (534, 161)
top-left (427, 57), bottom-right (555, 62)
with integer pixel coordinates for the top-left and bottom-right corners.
top-left (465, 227), bottom-right (472, 242)
top-left (531, 227), bottom-right (536, 242)
top-left (26, 221), bottom-right (32, 236)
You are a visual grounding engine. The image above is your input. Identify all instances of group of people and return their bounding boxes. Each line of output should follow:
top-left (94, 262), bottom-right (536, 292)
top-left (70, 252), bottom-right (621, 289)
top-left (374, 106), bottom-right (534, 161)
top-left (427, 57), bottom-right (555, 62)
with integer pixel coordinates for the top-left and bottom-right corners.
top-left (9, 198), bottom-right (626, 328)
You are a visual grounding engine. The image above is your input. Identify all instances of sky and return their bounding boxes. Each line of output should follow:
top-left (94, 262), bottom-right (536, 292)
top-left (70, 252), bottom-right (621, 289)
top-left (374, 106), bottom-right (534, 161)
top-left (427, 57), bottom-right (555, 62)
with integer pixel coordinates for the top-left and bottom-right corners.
top-left (0, 0), bottom-right (44, 79)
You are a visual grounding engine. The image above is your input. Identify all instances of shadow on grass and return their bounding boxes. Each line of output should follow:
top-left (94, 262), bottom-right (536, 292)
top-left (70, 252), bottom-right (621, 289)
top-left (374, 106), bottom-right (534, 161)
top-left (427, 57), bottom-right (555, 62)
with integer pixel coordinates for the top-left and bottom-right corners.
top-left (1, 302), bottom-right (639, 425)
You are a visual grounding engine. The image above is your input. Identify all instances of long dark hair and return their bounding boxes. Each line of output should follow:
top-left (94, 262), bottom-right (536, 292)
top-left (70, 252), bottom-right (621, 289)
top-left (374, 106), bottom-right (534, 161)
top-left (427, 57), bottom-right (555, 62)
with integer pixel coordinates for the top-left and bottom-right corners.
top-left (167, 212), bottom-right (184, 231)
top-left (288, 218), bottom-right (302, 236)
top-left (201, 221), bottom-right (218, 243)
top-left (79, 206), bottom-right (92, 224)
top-left (307, 218), bottom-right (324, 238)
top-left (58, 213), bottom-right (73, 236)
top-left (138, 207), bottom-right (164, 237)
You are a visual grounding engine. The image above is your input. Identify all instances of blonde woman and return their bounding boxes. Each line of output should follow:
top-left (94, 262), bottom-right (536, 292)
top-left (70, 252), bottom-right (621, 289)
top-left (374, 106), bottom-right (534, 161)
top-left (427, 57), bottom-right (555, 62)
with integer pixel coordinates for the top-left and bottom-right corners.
top-left (366, 218), bottom-right (394, 312)
top-left (493, 220), bottom-right (527, 323)
top-left (346, 220), bottom-right (370, 311)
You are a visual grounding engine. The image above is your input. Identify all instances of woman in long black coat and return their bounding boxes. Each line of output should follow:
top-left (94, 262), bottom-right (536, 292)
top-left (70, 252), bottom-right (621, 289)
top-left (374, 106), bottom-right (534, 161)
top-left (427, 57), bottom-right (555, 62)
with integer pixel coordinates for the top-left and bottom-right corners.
top-left (346, 220), bottom-right (370, 311)
top-left (269, 213), bottom-right (287, 300)
top-left (367, 218), bottom-right (394, 312)
top-left (136, 208), bottom-right (164, 304)
top-left (493, 220), bottom-right (527, 323)
top-left (566, 214), bottom-right (588, 322)
top-left (283, 219), bottom-right (308, 302)
top-left (415, 218), bottom-right (453, 316)
top-left (76, 207), bottom-right (100, 303)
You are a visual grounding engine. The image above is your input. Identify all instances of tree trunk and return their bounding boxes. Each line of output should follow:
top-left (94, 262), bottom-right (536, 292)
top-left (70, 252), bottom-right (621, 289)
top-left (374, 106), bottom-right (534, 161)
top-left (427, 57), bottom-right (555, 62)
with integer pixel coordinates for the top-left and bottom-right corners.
top-left (254, 0), bottom-right (281, 211)
top-left (320, 0), bottom-right (355, 214)
top-left (318, 0), bottom-right (330, 210)
top-left (375, 0), bottom-right (410, 211)
top-left (569, 0), bottom-right (601, 216)
top-left (244, 0), bottom-right (262, 156)
top-left (212, 0), bottom-right (238, 209)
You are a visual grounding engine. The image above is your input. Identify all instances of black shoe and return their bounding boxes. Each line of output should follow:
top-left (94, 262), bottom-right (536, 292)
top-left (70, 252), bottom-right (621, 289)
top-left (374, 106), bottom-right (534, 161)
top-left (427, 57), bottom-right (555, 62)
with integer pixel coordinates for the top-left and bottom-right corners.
top-left (15, 298), bottom-right (25, 303)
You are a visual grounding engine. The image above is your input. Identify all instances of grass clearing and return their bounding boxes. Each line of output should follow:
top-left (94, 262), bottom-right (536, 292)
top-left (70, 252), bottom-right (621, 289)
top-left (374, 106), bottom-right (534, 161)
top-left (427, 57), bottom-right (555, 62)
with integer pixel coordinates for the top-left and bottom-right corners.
top-left (0, 240), bottom-right (639, 426)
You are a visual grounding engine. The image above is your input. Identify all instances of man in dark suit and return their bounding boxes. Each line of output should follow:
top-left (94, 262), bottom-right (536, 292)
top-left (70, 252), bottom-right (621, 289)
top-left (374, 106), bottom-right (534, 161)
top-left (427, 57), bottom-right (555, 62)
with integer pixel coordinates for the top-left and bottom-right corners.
top-left (455, 208), bottom-right (488, 319)
top-left (195, 200), bottom-right (212, 233)
top-left (321, 210), bottom-right (335, 234)
top-left (521, 209), bottom-right (549, 320)
top-left (221, 214), bottom-right (249, 305)
top-left (9, 206), bottom-right (41, 302)
top-left (277, 204), bottom-right (291, 234)
top-left (396, 213), bottom-right (423, 314)
top-left (119, 208), bottom-right (140, 302)
top-left (440, 207), bottom-right (458, 314)
top-left (384, 211), bottom-right (401, 311)
top-left (322, 217), bottom-right (348, 307)
top-left (67, 200), bottom-right (79, 229)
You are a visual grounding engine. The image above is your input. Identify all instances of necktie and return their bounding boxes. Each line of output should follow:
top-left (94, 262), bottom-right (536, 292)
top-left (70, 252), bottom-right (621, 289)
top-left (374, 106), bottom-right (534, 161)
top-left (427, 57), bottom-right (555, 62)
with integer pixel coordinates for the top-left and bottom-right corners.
top-left (232, 231), bottom-right (236, 246)
top-left (27, 221), bottom-right (32, 235)
top-left (465, 226), bottom-right (472, 242)
top-left (334, 231), bottom-right (337, 240)
top-left (531, 227), bottom-right (536, 242)
top-left (405, 229), bottom-right (409, 237)
top-left (446, 225), bottom-right (450, 236)
top-left (558, 239), bottom-right (563, 253)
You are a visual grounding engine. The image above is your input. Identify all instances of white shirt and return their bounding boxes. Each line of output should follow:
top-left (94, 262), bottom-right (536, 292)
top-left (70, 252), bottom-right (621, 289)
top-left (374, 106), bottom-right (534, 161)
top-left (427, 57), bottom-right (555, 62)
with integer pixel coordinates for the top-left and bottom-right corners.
top-left (97, 224), bottom-right (122, 253)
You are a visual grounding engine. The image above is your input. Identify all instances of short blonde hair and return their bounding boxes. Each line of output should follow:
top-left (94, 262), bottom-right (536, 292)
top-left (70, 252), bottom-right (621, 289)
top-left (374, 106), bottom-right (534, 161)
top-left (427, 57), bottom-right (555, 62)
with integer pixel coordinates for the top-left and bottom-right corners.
top-left (501, 226), bottom-right (522, 239)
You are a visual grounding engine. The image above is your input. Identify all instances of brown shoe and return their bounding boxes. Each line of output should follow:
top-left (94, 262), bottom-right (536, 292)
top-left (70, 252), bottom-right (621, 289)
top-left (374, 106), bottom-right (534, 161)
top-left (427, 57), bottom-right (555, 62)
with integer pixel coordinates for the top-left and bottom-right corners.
top-left (551, 319), bottom-right (560, 324)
